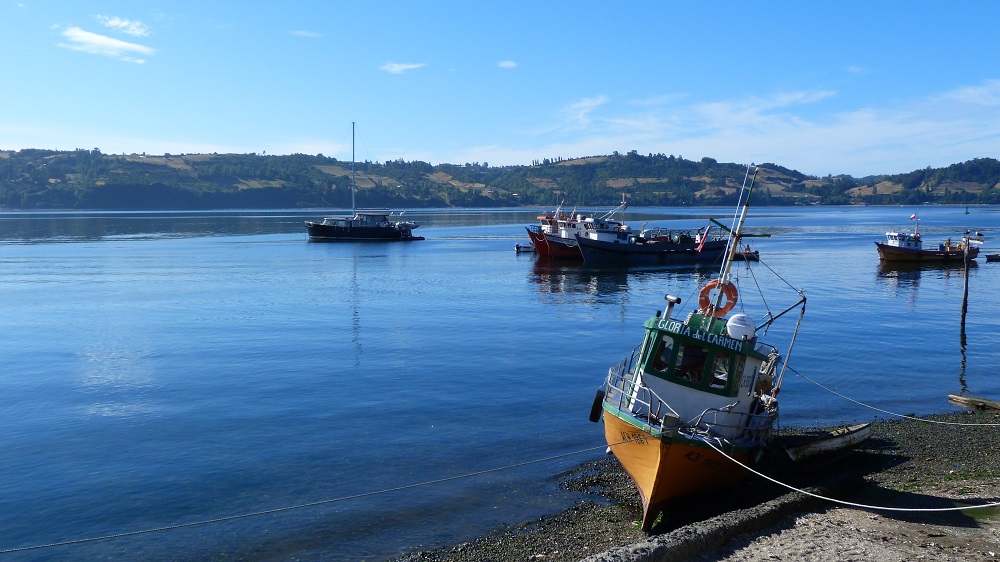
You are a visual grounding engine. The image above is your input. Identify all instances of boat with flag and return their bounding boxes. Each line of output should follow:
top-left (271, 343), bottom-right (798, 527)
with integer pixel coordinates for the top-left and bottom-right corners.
top-left (874, 213), bottom-right (981, 262)
top-left (574, 221), bottom-right (728, 264)
top-left (588, 165), bottom-right (808, 531)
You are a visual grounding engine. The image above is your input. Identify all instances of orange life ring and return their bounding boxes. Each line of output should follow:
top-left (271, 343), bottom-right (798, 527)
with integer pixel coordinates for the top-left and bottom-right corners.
top-left (698, 279), bottom-right (738, 317)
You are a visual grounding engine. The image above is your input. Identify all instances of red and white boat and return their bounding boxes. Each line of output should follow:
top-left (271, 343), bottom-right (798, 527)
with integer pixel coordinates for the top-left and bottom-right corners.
top-left (525, 198), bottom-right (630, 259)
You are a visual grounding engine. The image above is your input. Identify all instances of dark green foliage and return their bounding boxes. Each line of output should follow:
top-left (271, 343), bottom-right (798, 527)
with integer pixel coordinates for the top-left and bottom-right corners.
top-left (0, 148), bottom-right (997, 210)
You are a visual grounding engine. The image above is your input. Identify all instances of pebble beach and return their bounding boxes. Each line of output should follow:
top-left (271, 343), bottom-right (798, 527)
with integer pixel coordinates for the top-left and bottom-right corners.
top-left (392, 410), bottom-right (1000, 561)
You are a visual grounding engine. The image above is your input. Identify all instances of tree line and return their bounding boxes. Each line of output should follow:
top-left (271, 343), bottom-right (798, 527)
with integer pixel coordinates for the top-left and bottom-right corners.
top-left (1, 148), bottom-right (999, 210)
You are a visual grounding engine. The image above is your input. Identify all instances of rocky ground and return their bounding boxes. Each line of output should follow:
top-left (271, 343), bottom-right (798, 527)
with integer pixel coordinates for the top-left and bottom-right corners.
top-left (391, 410), bottom-right (1000, 562)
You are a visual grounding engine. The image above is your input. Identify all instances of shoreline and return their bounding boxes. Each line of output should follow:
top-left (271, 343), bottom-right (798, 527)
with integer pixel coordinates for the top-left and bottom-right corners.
top-left (392, 410), bottom-right (1000, 561)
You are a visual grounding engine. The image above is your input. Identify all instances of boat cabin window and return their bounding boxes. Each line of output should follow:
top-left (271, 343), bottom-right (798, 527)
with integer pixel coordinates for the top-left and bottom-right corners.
top-left (710, 351), bottom-right (733, 389)
top-left (675, 344), bottom-right (708, 382)
top-left (650, 335), bottom-right (676, 372)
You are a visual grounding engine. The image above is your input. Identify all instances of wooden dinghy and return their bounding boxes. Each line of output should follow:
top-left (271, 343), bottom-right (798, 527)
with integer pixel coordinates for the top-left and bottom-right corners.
top-left (782, 423), bottom-right (872, 470)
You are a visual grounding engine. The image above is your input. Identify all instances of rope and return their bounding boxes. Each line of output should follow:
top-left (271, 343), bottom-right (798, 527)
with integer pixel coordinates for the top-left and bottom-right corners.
top-left (0, 443), bottom-right (615, 554)
top-left (788, 365), bottom-right (1000, 427)
top-left (701, 436), bottom-right (1000, 513)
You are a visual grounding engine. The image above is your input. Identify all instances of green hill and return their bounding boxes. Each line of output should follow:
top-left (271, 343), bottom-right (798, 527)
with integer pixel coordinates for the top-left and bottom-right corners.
top-left (1, 148), bottom-right (998, 210)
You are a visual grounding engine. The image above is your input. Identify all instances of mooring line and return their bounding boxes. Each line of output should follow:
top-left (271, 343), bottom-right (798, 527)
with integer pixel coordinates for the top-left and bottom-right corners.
top-left (0, 442), bottom-right (616, 554)
top-left (700, 436), bottom-right (1000, 513)
top-left (789, 366), bottom-right (1000, 427)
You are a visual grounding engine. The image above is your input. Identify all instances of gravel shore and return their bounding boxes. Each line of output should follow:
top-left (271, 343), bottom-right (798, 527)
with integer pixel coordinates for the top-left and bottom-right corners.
top-left (392, 410), bottom-right (1000, 561)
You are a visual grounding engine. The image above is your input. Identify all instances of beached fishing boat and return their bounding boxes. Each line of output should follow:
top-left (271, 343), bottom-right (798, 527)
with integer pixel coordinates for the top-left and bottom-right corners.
top-left (589, 166), bottom-right (808, 531)
top-left (874, 214), bottom-right (980, 262)
top-left (306, 123), bottom-right (423, 242)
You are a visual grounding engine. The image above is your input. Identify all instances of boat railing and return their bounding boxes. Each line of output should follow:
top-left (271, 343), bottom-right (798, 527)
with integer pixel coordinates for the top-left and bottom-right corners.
top-left (603, 347), bottom-right (680, 431)
top-left (637, 228), bottom-right (698, 243)
top-left (690, 404), bottom-right (777, 444)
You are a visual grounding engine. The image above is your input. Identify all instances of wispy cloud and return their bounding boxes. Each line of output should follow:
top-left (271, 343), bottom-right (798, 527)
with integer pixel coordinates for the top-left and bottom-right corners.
top-left (291, 30), bottom-right (323, 39)
top-left (95, 15), bottom-right (149, 37)
top-left (944, 79), bottom-right (1000, 107)
top-left (497, 60), bottom-right (517, 69)
top-left (58, 26), bottom-right (155, 64)
top-left (456, 81), bottom-right (1000, 176)
top-left (380, 62), bottom-right (425, 74)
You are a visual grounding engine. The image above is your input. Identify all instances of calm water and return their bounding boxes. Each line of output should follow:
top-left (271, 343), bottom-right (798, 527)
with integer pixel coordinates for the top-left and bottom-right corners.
top-left (2, 206), bottom-right (999, 561)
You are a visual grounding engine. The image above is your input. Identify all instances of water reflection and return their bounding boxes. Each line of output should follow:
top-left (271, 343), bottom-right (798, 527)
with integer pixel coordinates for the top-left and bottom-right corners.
top-left (529, 261), bottom-right (629, 297)
top-left (876, 260), bottom-right (977, 392)
top-left (875, 260), bottom-right (977, 290)
top-left (528, 260), bottom-right (713, 299)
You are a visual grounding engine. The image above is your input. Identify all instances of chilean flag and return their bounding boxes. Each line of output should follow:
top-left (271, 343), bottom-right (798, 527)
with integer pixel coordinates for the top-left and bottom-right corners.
top-left (910, 213), bottom-right (917, 220)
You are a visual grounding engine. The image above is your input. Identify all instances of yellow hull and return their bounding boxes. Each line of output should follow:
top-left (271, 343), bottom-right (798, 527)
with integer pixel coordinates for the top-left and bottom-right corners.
top-left (603, 411), bottom-right (750, 530)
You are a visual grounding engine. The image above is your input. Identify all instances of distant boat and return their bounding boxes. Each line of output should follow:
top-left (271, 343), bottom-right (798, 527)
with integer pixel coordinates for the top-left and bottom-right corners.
top-left (525, 197), bottom-right (629, 259)
top-left (306, 123), bottom-right (423, 242)
top-left (874, 214), bottom-right (980, 262)
top-left (590, 166), bottom-right (809, 530)
top-left (575, 224), bottom-right (728, 264)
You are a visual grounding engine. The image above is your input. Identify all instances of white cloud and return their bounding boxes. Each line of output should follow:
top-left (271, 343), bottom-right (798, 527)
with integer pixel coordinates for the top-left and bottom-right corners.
top-left (291, 30), bottom-right (323, 38)
top-left (552, 95), bottom-right (609, 132)
top-left (497, 60), bottom-right (517, 69)
top-left (95, 15), bottom-right (149, 37)
top-left (58, 27), bottom-right (155, 63)
top-left (944, 79), bottom-right (1000, 107)
top-left (380, 62), bottom-right (426, 74)
top-left (452, 82), bottom-right (1000, 176)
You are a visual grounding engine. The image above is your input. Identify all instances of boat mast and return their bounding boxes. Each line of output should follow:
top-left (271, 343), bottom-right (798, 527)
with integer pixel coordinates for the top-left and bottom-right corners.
top-left (718, 165), bottom-right (758, 287)
top-left (704, 165), bottom-right (756, 331)
top-left (351, 121), bottom-right (356, 215)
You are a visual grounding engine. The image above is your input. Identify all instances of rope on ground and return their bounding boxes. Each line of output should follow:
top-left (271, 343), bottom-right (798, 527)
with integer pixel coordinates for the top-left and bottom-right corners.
top-left (789, 365), bottom-right (1000, 427)
top-left (0, 442), bottom-right (618, 555)
top-left (702, 436), bottom-right (1000, 513)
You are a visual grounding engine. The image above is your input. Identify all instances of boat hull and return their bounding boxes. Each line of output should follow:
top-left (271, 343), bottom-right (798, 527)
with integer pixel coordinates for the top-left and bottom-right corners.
top-left (544, 234), bottom-right (584, 259)
top-left (577, 237), bottom-right (728, 264)
top-left (603, 408), bottom-right (751, 530)
top-left (875, 241), bottom-right (977, 262)
top-left (525, 227), bottom-right (551, 258)
top-left (306, 222), bottom-right (422, 241)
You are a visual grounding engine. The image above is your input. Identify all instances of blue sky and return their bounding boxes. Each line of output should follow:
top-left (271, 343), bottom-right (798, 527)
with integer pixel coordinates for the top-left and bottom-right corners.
top-left (3, 1), bottom-right (999, 177)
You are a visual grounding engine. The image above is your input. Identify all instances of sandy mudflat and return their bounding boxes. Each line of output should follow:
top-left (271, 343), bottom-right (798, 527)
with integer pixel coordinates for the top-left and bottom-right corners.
top-left (392, 411), bottom-right (1000, 562)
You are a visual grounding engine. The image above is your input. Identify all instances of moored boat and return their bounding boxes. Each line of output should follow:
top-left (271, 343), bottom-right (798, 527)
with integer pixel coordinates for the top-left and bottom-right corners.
top-left (874, 214), bottom-right (980, 262)
top-left (589, 166), bottom-right (808, 530)
top-left (575, 225), bottom-right (728, 264)
top-left (526, 197), bottom-right (630, 259)
top-left (306, 123), bottom-right (423, 242)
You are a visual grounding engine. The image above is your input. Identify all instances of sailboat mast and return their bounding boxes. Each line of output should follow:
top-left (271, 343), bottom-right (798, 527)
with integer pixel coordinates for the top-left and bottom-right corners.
top-left (351, 121), bottom-right (356, 214)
